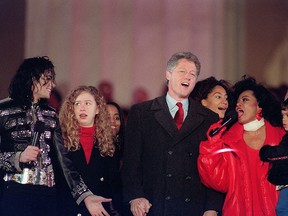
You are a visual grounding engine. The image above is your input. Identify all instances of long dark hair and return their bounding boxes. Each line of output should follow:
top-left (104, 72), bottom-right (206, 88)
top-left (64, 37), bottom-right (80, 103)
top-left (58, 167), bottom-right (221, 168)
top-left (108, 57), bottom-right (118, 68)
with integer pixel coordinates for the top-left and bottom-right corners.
top-left (107, 101), bottom-right (125, 154)
top-left (9, 56), bottom-right (55, 106)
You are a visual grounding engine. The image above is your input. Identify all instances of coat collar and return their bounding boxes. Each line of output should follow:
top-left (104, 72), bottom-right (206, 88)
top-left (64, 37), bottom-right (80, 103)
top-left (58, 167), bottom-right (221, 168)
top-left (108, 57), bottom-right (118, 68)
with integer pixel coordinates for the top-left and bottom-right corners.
top-left (223, 120), bottom-right (286, 156)
top-left (151, 96), bottom-right (217, 145)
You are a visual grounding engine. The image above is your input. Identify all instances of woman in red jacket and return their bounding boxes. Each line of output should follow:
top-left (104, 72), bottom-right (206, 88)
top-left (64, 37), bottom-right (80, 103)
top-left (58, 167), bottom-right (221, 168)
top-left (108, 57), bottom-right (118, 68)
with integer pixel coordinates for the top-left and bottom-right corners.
top-left (198, 76), bottom-right (285, 216)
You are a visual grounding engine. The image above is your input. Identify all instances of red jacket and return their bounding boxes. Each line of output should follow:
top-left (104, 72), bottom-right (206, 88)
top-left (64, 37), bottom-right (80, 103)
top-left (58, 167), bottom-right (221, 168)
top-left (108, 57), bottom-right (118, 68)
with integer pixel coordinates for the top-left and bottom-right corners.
top-left (198, 120), bottom-right (285, 216)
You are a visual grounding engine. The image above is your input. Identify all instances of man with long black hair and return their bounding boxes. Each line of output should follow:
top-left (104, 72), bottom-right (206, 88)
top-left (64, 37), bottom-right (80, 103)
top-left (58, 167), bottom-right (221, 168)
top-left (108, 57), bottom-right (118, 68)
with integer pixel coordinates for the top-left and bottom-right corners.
top-left (0, 56), bottom-right (109, 216)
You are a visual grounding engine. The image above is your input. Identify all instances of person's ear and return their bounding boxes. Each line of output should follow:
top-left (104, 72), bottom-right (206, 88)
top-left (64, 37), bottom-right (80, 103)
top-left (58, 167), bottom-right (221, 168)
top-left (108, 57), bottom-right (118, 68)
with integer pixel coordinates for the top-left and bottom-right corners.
top-left (95, 106), bottom-right (100, 115)
top-left (166, 71), bottom-right (171, 81)
top-left (201, 99), bottom-right (207, 107)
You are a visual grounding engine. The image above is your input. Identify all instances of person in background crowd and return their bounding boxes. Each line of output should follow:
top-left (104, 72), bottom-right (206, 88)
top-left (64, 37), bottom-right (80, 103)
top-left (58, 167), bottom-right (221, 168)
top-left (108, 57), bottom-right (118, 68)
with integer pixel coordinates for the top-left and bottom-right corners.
top-left (0, 57), bottom-right (106, 216)
top-left (107, 102), bottom-right (125, 164)
top-left (58, 85), bottom-right (118, 216)
top-left (107, 101), bottom-right (129, 215)
top-left (99, 80), bottom-right (114, 103)
top-left (132, 87), bottom-right (149, 105)
top-left (122, 52), bottom-right (222, 216)
top-left (260, 98), bottom-right (288, 216)
top-left (268, 84), bottom-right (288, 102)
top-left (190, 76), bottom-right (231, 119)
top-left (198, 76), bottom-right (285, 216)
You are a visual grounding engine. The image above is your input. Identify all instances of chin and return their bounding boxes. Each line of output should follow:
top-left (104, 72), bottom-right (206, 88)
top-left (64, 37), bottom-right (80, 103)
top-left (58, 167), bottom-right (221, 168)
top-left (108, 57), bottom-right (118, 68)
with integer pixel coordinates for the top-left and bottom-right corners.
top-left (238, 119), bottom-right (245, 125)
top-left (214, 111), bottom-right (223, 119)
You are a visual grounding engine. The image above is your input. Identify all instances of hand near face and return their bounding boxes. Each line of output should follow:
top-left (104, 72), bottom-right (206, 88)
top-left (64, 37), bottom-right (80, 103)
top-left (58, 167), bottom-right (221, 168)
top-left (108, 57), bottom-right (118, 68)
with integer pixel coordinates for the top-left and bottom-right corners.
top-left (84, 195), bottom-right (112, 216)
top-left (130, 198), bottom-right (152, 216)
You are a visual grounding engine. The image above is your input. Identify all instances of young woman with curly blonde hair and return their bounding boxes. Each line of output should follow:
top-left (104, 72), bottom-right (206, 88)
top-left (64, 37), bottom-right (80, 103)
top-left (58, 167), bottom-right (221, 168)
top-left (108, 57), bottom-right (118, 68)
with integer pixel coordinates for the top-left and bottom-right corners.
top-left (57, 85), bottom-right (118, 216)
top-left (59, 85), bottom-right (114, 156)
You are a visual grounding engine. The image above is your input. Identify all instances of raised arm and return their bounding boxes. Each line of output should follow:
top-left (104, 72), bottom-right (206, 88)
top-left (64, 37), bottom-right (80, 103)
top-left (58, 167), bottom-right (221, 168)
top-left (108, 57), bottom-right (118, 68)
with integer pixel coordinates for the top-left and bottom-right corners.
top-left (198, 121), bottom-right (230, 193)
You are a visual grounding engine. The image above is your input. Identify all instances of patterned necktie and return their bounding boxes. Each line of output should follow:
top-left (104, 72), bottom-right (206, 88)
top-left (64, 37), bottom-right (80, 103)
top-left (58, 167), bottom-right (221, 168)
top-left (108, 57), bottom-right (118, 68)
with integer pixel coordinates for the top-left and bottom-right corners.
top-left (174, 102), bottom-right (184, 130)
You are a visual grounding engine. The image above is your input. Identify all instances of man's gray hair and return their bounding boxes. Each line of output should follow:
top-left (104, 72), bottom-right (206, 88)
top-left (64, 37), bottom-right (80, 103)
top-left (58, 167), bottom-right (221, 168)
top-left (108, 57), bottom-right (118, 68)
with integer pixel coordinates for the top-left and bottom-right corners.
top-left (166, 52), bottom-right (201, 76)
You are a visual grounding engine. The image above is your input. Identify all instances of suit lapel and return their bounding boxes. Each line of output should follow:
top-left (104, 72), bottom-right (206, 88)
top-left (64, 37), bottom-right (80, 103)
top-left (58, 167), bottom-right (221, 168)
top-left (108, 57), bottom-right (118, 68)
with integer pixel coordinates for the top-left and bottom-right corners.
top-left (152, 97), bottom-right (211, 146)
top-left (174, 99), bottom-right (207, 144)
top-left (152, 96), bottom-right (177, 138)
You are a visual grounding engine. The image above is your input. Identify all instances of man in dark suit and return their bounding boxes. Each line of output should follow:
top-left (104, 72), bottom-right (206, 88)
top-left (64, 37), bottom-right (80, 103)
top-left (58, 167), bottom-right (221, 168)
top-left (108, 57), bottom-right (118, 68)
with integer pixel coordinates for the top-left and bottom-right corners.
top-left (122, 52), bottom-right (222, 216)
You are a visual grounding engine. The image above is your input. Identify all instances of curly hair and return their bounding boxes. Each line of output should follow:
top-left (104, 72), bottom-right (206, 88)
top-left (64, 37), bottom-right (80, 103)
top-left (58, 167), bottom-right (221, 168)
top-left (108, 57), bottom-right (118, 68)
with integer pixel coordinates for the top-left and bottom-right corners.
top-left (9, 56), bottom-right (55, 106)
top-left (190, 76), bottom-right (231, 103)
top-left (232, 75), bottom-right (282, 127)
top-left (59, 86), bottom-right (114, 157)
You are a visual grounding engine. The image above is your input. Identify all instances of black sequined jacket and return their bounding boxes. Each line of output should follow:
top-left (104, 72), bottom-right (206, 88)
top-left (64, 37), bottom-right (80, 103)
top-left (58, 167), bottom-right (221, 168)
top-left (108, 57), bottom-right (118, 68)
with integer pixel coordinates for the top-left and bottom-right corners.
top-left (0, 98), bottom-right (93, 204)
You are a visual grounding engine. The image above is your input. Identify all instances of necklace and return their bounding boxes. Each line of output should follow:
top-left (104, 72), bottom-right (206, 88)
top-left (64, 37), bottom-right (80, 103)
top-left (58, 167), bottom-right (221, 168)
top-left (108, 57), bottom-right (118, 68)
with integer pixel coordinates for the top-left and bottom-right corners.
top-left (244, 118), bottom-right (264, 131)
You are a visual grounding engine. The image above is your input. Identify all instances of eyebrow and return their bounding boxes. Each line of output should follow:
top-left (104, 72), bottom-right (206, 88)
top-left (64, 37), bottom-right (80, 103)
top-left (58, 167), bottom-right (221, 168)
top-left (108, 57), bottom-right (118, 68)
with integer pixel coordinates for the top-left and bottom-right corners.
top-left (75, 99), bottom-right (93, 102)
top-left (177, 67), bottom-right (196, 72)
top-left (213, 92), bottom-right (227, 95)
top-left (240, 95), bottom-right (250, 98)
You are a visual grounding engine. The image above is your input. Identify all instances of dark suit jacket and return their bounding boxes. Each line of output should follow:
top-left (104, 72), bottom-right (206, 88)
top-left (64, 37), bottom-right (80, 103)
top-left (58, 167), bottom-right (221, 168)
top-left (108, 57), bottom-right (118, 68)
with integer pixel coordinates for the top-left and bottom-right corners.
top-left (56, 144), bottom-right (119, 216)
top-left (122, 96), bottom-right (222, 216)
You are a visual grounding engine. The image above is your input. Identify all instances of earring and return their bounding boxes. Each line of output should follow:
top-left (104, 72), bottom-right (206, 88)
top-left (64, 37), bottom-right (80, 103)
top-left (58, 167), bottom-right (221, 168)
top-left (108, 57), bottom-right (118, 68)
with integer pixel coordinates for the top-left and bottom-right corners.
top-left (256, 109), bottom-right (262, 121)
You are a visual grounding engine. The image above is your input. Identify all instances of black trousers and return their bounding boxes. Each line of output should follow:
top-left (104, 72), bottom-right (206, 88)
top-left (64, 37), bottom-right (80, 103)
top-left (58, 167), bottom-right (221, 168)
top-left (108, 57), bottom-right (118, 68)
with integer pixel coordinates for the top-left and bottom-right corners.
top-left (0, 182), bottom-right (57, 216)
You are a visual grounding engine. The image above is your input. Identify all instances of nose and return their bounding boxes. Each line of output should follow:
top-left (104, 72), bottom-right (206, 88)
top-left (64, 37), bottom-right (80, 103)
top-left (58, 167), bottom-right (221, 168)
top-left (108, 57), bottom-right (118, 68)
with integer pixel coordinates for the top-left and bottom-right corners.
top-left (79, 103), bottom-right (86, 110)
top-left (110, 117), bottom-right (115, 123)
top-left (185, 72), bottom-right (193, 80)
top-left (47, 80), bottom-right (56, 88)
top-left (236, 101), bottom-right (242, 108)
top-left (222, 98), bottom-right (228, 105)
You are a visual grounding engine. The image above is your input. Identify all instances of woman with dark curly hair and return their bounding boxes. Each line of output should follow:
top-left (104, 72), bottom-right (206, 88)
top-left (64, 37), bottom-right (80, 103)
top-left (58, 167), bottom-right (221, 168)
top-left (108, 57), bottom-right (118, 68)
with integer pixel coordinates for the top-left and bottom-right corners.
top-left (190, 76), bottom-right (231, 119)
top-left (58, 85), bottom-right (118, 216)
top-left (198, 76), bottom-right (286, 216)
